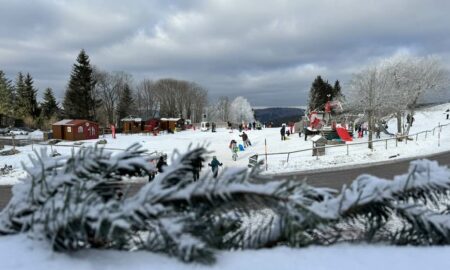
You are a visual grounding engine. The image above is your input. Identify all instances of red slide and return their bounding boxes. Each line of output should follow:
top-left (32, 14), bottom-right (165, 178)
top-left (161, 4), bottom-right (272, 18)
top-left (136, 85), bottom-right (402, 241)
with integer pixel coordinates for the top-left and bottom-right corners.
top-left (336, 127), bottom-right (353, 142)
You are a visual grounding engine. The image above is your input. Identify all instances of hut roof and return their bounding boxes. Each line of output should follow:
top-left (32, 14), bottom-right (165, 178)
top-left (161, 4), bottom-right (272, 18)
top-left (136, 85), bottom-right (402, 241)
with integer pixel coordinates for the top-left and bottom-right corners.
top-left (121, 116), bottom-right (142, 122)
top-left (53, 119), bottom-right (97, 126)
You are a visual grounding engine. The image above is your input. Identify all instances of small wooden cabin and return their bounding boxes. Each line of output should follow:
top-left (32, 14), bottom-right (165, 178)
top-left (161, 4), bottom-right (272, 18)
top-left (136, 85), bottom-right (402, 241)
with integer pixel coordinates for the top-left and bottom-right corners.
top-left (52, 119), bottom-right (99, 141)
top-left (121, 116), bottom-right (144, 134)
top-left (160, 118), bottom-right (185, 132)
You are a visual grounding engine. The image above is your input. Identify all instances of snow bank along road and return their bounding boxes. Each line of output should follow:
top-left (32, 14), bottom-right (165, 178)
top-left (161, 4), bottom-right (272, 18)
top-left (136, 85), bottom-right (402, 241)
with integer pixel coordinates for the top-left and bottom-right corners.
top-left (1, 150), bottom-right (450, 210)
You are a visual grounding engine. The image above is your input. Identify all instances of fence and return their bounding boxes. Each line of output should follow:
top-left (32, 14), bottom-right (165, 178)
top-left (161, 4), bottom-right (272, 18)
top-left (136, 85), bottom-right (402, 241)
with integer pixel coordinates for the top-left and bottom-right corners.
top-left (258, 122), bottom-right (450, 170)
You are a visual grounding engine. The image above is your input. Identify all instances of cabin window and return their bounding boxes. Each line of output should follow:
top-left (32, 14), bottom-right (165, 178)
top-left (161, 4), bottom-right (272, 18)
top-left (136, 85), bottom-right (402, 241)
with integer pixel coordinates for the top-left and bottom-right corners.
top-left (67, 127), bottom-right (72, 133)
top-left (78, 126), bottom-right (83, 133)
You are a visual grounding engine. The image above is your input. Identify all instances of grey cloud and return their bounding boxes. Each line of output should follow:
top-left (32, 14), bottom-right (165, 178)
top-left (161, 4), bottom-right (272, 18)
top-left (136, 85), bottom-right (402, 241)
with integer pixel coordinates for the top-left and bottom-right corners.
top-left (1, 0), bottom-right (449, 105)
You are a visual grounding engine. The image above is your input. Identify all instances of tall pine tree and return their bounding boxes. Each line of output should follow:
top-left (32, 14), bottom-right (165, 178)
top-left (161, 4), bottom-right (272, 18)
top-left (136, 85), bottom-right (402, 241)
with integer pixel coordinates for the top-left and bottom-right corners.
top-left (63, 49), bottom-right (99, 120)
top-left (307, 76), bottom-right (342, 111)
top-left (116, 83), bottom-right (134, 124)
top-left (0, 71), bottom-right (15, 117)
top-left (41, 88), bottom-right (59, 119)
top-left (332, 80), bottom-right (344, 100)
top-left (15, 72), bottom-right (27, 119)
top-left (23, 73), bottom-right (40, 119)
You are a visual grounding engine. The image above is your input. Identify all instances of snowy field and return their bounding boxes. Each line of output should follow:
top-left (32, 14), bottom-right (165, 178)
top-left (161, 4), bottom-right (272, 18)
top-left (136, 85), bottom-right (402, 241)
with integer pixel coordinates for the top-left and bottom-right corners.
top-left (1, 103), bottom-right (450, 185)
top-left (2, 234), bottom-right (450, 270)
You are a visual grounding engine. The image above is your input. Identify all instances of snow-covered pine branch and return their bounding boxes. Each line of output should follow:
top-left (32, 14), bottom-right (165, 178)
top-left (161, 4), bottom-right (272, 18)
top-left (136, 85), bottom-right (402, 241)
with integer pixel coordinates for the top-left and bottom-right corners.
top-left (0, 144), bottom-right (333, 264)
top-left (308, 159), bottom-right (450, 244)
top-left (2, 144), bottom-right (450, 265)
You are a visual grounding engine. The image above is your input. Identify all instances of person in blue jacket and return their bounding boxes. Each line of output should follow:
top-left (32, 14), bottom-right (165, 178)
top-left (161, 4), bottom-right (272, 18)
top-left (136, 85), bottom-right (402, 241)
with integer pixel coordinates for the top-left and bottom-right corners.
top-left (208, 156), bottom-right (223, 178)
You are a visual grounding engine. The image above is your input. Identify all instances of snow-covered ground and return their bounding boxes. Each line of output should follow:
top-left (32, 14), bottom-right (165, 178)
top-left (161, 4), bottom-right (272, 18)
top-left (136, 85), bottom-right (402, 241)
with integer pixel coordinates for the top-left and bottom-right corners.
top-left (1, 103), bottom-right (450, 185)
top-left (2, 234), bottom-right (450, 270)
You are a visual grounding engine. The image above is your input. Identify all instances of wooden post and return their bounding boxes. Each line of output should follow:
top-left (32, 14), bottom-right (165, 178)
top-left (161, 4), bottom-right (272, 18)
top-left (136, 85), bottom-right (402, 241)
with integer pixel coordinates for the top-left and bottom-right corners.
top-left (346, 144), bottom-right (349, 156)
top-left (385, 139), bottom-right (387, 150)
top-left (395, 137), bottom-right (398, 147)
top-left (438, 130), bottom-right (441, 147)
top-left (264, 139), bottom-right (268, 171)
top-left (12, 134), bottom-right (15, 152)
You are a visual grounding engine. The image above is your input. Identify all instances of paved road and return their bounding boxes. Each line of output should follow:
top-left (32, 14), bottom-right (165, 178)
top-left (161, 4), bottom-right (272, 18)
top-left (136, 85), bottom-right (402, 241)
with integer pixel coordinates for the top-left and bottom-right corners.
top-left (276, 150), bottom-right (450, 189)
top-left (1, 150), bottom-right (450, 210)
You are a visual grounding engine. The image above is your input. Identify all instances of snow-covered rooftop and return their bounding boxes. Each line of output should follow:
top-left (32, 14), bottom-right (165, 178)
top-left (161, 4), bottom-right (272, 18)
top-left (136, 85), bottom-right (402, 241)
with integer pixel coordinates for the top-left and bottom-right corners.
top-left (121, 116), bottom-right (142, 122)
top-left (160, 118), bottom-right (182, 121)
top-left (52, 119), bottom-right (73, 125)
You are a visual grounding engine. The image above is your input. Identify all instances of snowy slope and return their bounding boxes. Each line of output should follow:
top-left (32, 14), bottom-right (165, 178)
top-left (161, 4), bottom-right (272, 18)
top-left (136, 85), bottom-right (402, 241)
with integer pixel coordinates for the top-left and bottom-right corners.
top-left (2, 234), bottom-right (450, 270)
top-left (1, 103), bottom-right (450, 185)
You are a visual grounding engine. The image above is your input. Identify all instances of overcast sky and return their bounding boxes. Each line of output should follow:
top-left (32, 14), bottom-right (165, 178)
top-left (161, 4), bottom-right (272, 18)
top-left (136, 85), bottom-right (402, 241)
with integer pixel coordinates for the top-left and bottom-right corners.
top-left (1, 0), bottom-right (449, 106)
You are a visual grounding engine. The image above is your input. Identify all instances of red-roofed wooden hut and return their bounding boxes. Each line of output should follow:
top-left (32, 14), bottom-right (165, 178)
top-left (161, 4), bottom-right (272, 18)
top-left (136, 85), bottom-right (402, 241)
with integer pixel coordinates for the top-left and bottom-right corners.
top-left (52, 119), bottom-right (99, 141)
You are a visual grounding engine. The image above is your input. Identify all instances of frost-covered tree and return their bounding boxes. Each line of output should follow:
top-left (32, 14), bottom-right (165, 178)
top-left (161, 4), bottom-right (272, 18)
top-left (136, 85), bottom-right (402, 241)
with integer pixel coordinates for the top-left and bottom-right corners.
top-left (216, 96), bottom-right (230, 122)
top-left (347, 65), bottom-right (396, 149)
top-left (204, 97), bottom-right (231, 122)
top-left (229, 96), bottom-right (254, 124)
top-left (384, 55), bottom-right (448, 135)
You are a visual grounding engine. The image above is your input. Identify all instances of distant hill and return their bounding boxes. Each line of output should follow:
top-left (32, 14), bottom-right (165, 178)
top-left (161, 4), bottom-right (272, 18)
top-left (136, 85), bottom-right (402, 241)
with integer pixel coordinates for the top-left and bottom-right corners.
top-left (254, 107), bottom-right (305, 127)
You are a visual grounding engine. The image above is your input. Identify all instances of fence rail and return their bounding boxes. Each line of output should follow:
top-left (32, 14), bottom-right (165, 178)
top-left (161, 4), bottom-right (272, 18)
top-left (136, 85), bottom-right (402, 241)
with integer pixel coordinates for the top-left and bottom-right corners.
top-left (258, 122), bottom-right (450, 168)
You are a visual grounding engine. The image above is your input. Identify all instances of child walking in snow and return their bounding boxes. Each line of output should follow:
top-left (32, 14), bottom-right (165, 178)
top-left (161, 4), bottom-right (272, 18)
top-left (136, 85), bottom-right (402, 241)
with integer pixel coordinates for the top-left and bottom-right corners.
top-left (229, 139), bottom-right (239, 161)
top-left (208, 156), bottom-right (223, 178)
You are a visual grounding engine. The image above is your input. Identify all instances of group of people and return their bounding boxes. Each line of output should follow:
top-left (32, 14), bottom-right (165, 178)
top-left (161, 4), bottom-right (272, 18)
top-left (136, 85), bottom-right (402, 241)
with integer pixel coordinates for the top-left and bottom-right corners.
top-left (238, 122), bottom-right (258, 132)
top-left (280, 124), bottom-right (293, 140)
top-left (228, 131), bottom-right (253, 161)
top-left (154, 154), bottom-right (223, 180)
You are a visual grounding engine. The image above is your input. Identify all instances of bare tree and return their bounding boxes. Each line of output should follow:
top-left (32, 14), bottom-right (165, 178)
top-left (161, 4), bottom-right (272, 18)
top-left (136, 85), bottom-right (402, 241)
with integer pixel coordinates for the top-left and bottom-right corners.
top-left (151, 79), bottom-right (208, 122)
top-left (216, 96), bottom-right (230, 122)
top-left (135, 79), bottom-right (159, 119)
top-left (94, 70), bottom-right (134, 126)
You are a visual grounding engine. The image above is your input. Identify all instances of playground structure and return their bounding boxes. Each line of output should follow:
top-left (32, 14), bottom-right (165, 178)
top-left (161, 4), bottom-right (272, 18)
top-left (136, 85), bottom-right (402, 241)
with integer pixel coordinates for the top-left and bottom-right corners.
top-left (306, 100), bottom-right (354, 143)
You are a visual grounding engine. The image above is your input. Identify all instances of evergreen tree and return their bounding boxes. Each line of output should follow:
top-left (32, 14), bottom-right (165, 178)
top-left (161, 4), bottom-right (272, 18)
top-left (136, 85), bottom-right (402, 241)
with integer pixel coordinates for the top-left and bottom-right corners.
top-left (0, 71), bottom-right (15, 116)
top-left (332, 80), bottom-right (344, 100)
top-left (41, 88), bottom-right (59, 119)
top-left (23, 73), bottom-right (40, 119)
top-left (308, 76), bottom-right (341, 111)
top-left (63, 49), bottom-right (99, 120)
top-left (308, 75), bottom-right (330, 111)
top-left (116, 83), bottom-right (134, 122)
top-left (15, 72), bottom-right (27, 118)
